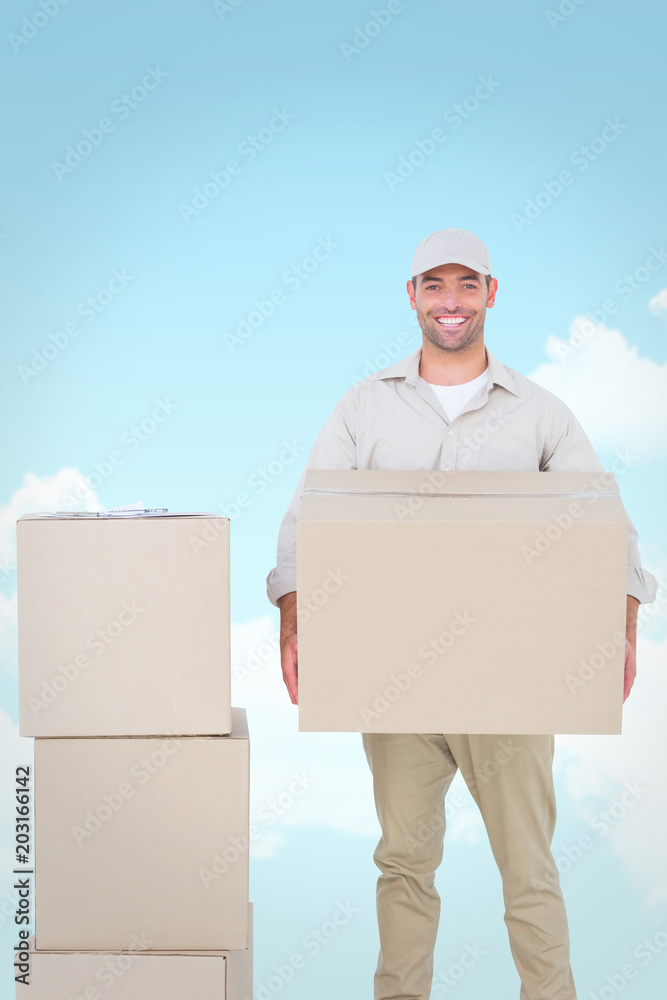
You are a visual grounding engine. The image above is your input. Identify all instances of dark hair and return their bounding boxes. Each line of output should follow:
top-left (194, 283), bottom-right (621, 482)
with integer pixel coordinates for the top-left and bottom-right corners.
top-left (412, 274), bottom-right (492, 291)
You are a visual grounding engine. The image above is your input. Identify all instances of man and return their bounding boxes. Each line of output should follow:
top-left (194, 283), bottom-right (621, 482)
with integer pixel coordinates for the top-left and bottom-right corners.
top-left (266, 228), bottom-right (658, 1000)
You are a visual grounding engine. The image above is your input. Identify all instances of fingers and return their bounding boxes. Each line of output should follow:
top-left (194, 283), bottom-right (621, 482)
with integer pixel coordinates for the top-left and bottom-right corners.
top-left (281, 635), bottom-right (299, 705)
top-left (288, 650), bottom-right (299, 706)
top-left (623, 640), bottom-right (636, 702)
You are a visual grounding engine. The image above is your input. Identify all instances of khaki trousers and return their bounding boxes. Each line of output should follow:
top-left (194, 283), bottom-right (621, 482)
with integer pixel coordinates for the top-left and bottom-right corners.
top-left (361, 731), bottom-right (577, 1000)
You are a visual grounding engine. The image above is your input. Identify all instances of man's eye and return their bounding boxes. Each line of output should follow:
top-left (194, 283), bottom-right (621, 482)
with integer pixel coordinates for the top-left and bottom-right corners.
top-left (424, 283), bottom-right (476, 290)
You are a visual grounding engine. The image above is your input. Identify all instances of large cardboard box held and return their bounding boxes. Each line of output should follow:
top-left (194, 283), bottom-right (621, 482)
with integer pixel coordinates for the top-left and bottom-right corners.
top-left (296, 470), bottom-right (629, 735)
top-left (17, 513), bottom-right (231, 737)
top-left (20, 905), bottom-right (253, 1000)
top-left (35, 708), bottom-right (249, 951)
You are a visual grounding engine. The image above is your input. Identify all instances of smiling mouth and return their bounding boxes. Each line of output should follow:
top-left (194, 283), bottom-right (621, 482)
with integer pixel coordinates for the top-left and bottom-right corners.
top-left (434, 315), bottom-right (470, 327)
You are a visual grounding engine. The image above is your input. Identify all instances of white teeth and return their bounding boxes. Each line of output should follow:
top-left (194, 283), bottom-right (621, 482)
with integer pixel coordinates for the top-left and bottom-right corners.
top-left (436, 317), bottom-right (467, 325)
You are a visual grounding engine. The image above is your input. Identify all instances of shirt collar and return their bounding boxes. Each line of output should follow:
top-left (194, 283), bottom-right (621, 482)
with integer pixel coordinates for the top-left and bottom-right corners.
top-left (375, 344), bottom-right (521, 397)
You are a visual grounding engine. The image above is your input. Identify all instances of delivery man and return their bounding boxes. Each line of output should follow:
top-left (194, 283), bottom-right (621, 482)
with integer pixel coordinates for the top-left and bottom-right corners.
top-left (266, 228), bottom-right (657, 1000)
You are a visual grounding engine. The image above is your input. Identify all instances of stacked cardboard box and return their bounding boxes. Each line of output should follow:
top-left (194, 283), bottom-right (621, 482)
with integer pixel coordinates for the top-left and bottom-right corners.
top-left (16, 513), bottom-right (252, 998)
top-left (296, 469), bottom-right (629, 735)
top-left (24, 924), bottom-right (253, 1000)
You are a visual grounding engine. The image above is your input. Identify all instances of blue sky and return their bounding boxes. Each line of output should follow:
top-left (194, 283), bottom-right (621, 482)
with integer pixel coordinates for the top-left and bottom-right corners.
top-left (1, 0), bottom-right (667, 997)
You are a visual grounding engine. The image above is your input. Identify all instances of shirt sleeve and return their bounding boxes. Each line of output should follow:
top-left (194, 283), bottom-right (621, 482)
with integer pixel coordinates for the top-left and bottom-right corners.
top-left (265, 395), bottom-right (357, 608)
top-left (541, 401), bottom-right (658, 606)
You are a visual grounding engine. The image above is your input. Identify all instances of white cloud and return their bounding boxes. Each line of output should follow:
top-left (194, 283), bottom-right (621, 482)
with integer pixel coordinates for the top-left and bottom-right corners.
top-left (0, 592), bottom-right (17, 676)
top-left (649, 288), bottom-right (667, 318)
top-left (0, 468), bottom-right (102, 576)
top-left (556, 635), bottom-right (667, 907)
top-left (0, 470), bottom-right (102, 677)
top-left (527, 320), bottom-right (667, 457)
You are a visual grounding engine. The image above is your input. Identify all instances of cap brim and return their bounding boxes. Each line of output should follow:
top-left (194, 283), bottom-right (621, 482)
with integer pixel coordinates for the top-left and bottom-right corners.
top-left (412, 254), bottom-right (491, 277)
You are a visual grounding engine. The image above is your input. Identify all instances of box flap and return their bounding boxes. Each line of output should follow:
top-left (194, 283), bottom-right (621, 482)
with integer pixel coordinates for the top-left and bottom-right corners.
top-left (298, 471), bottom-right (625, 526)
top-left (229, 705), bottom-right (249, 740)
top-left (302, 469), bottom-right (620, 498)
top-left (27, 903), bottom-right (253, 955)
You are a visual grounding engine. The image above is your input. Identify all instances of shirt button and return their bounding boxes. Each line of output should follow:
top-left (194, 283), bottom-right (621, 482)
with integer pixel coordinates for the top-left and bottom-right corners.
top-left (447, 430), bottom-right (454, 437)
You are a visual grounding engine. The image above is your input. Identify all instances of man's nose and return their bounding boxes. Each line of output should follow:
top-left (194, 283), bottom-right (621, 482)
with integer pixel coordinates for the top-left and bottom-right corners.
top-left (440, 294), bottom-right (463, 310)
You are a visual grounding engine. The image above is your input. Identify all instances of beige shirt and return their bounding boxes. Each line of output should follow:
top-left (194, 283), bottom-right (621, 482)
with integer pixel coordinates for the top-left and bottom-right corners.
top-left (266, 345), bottom-right (657, 608)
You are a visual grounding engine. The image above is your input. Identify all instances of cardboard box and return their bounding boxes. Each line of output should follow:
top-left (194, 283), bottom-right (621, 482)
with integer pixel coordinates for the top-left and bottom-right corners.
top-left (296, 470), bottom-right (628, 735)
top-left (17, 513), bottom-right (231, 737)
top-left (19, 905), bottom-right (253, 1000)
top-left (35, 708), bottom-right (250, 951)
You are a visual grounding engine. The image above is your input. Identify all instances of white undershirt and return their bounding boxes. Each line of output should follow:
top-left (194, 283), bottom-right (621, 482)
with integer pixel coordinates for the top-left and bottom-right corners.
top-left (424, 367), bottom-right (489, 422)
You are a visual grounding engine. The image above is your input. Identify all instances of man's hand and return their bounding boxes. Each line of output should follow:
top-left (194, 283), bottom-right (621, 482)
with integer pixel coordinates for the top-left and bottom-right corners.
top-left (624, 639), bottom-right (636, 702)
top-left (624, 595), bottom-right (640, 702)
top-left (277, 591), bottom-right (298, 705)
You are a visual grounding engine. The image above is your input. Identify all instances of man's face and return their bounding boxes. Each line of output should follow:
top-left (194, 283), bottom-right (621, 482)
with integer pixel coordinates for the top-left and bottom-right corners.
top-left (406, 262), bottom-right (497, 353)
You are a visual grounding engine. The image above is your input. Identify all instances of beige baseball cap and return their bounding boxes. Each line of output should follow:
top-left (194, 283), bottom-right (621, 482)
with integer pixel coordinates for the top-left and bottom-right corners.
top-left (412, 228), bottom-right (492, 278)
